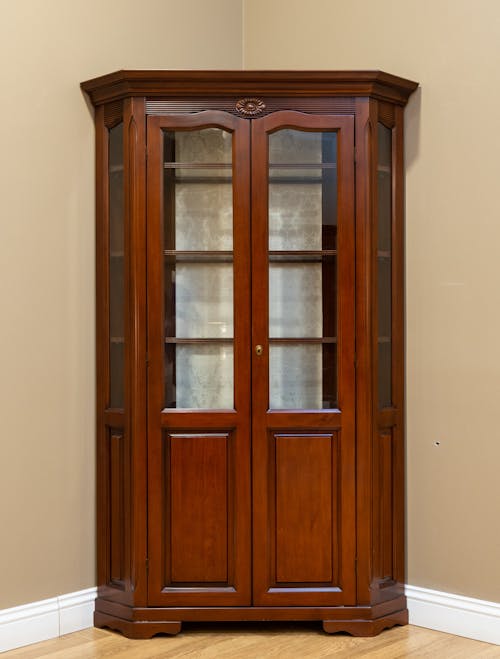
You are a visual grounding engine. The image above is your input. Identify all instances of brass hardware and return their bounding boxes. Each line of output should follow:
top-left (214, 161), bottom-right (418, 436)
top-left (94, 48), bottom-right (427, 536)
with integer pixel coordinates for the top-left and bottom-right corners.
top-left (255, 344), bottom-right (263, 356)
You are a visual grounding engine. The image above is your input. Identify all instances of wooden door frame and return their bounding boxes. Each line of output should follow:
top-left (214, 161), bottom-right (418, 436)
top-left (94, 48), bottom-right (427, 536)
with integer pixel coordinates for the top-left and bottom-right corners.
top-left (250, 111), bottom-right (357, 606)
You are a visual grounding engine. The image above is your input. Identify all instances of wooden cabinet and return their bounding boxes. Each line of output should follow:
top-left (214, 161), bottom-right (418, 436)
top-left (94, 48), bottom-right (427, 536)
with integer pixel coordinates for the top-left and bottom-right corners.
top-left (81, 70), bottom-right (418, 638)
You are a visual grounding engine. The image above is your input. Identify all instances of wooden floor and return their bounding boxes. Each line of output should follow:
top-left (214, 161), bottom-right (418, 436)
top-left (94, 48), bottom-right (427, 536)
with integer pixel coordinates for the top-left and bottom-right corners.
top-left (3, 624), bottom-right (499, 658)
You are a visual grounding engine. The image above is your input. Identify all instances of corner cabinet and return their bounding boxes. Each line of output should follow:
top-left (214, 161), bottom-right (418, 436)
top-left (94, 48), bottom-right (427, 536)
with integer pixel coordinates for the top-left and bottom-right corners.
top-left (81, 70), bottom-right (417, 638)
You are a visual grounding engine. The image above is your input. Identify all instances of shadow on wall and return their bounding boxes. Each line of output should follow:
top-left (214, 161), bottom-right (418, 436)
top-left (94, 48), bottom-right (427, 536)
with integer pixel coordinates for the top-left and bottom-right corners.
top-left (405, 85), bottom-right (421, 168)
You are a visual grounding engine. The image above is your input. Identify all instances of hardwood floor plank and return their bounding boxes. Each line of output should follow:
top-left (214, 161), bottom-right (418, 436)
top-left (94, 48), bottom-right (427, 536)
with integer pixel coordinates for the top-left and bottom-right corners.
top-left (2, 624), bottom-right (498, 658)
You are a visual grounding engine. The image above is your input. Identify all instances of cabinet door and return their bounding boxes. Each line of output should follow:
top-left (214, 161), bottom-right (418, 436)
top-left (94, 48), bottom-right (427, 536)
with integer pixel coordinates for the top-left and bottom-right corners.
top-left (147, 112), bottom-right (252, 606)
top-left (251, 112), bottom-right (356, 606)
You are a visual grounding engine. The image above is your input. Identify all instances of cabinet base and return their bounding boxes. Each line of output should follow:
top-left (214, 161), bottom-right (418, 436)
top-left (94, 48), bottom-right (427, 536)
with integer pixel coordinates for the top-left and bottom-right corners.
top-left (94, 597), bottom-right (408, 639)
top-left (323, 609), bottom-right (408, 636)
top-left (94, 612), bottom-right (182, 638)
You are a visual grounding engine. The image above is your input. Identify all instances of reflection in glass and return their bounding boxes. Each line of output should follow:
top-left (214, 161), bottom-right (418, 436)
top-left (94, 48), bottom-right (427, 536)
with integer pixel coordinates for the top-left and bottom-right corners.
top-left (269, 344), bottom-right (337, 409)
top-left (165, 344), bottom-right (233, 409)
top-left (109, 122), bottom-right (124, 408)
top-left (377, 123), bottom-right (392, 408)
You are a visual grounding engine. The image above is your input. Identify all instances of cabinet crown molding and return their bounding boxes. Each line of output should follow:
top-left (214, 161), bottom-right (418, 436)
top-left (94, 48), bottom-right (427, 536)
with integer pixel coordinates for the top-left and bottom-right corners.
top-left (81, 70), bottom-right (418, 107)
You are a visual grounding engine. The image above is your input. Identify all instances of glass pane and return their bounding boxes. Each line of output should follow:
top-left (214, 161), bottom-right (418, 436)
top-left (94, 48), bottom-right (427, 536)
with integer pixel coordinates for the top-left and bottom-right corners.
top-left (269, 258), bottom-right (336, 338)
top-left (268, 131), bottom-right (337, 251)
top-left (165, 261), bottom-right (233, 339)
top-left (378, 257), bottom-right (392, 339)
top-left (166, 128), bottom-right (232, 164)
top-left (269, 130), bottom-right (336, 164)
top-left (269, 344), bottom-right (337, 409)
top-left (377, 123), bottom-right (392, 408)
top-left (269, 183), bottom-right (323, 251)
top-left (268, 129), bottom-right (338, 410)
top-left (109, 122), bottom-right (124, 408)
top-left (165, 344), bottom-right (233, 409)
top-left (378, 342), bottom-right (391, 409)
top-left (169, 176), bottom-right (233, 251)
top-left (163, 128), bottom-right (234, 410)
top-left (377, 125), bottom-right (392, 252)
top-left (163, 128), bottom-right (233, 251)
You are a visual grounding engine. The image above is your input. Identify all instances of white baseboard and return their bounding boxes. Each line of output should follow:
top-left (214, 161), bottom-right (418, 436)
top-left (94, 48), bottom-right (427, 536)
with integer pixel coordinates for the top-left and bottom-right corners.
top-left (406, 584), bottom-right (500, 646)
top-left (0, 587), bottom-right (96, 653)
top-left (1, 584), bottom-right (499, 652)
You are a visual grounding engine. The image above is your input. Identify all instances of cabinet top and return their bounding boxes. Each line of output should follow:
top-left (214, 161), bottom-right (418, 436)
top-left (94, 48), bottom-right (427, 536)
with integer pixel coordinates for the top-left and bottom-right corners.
top-left (81, 70), bottom-right (418, 107)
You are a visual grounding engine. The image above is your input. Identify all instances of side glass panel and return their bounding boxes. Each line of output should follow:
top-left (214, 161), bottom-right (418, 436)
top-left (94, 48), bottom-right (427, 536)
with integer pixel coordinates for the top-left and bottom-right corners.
top-left (268, 130), bottom-right (338, 409)
top-left (109, 123), bottom-right (124, 409)
top-left (163, 129), bottom-right (234, 409)
top-left (377, 123), bottom-right (392, 408)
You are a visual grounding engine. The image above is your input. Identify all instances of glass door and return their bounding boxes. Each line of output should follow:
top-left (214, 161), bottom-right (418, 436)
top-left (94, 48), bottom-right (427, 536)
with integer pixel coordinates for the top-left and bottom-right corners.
top-left (146, 112), bottom-right (251, 606)
top-left (251, 112), bottom-right (356, 606)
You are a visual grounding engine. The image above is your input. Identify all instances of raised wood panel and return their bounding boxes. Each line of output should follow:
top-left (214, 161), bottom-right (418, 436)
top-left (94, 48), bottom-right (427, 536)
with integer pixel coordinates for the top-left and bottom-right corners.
top-left (275, 434), bottom-right (335, 584)
top-left (373, 429), bottom-right (394, 585)
top-left (169, 434), bottom-right (229, 584)
top-left (109, 431), bottom-right (125, 585)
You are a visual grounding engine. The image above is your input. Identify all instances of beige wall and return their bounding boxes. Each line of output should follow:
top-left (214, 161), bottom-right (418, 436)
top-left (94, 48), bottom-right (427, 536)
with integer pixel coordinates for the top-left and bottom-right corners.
top-left (2, 0), bottom-right (499, 612)
top-left (244, 0), bottom-right (500, 603)
top-left (0, 0), bottom-right (242, 609)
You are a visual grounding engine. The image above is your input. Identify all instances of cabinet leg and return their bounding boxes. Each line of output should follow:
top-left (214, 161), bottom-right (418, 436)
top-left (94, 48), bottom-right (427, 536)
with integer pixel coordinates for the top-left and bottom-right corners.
top-left (322, 609), bottom-right (408, 637)
top-left (95, 612), bottom-right (182, 638)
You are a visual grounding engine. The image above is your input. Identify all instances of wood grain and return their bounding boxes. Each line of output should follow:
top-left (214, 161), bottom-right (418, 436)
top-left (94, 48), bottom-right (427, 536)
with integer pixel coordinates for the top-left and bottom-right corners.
top-left (275, 434), bottom-right (334, 584)
top-left (170, 434), bottom-right (229, 583)
top-left (4, 625), bottom-right (499, 658)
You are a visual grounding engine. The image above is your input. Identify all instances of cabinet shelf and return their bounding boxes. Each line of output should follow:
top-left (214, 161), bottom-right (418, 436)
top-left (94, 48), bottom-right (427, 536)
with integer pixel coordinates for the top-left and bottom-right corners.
top-left (164, 250), bottom-right (233, 263)
top-left (269, 250), bottom-right (336, 262)
top-left (269, 162), bottom-right (337, 169)
top-left (164, 162), bottom-right (231, 169)
top-left (269, 337), bottom-right (337, 343)
top-left (165, 337), bottom-right (233, 344)
top-left (171, 176), bottom-right (328, 185)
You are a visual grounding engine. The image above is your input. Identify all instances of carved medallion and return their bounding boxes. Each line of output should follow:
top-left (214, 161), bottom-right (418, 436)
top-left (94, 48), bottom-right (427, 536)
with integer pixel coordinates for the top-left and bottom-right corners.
top-left (236, 98), bottom-right (266, 116)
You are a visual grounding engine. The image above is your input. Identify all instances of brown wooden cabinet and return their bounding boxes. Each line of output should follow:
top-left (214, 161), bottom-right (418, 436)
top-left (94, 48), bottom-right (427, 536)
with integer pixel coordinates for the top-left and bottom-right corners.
top-left (81, 70), bottom-right (418, 638)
